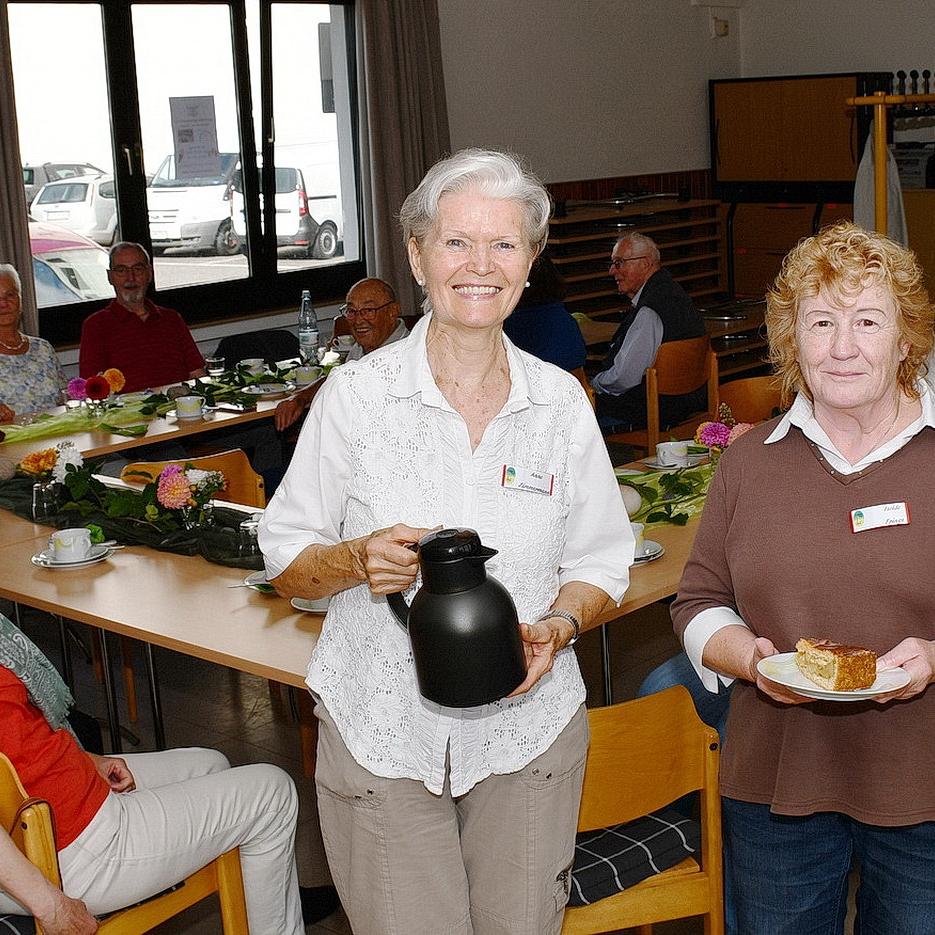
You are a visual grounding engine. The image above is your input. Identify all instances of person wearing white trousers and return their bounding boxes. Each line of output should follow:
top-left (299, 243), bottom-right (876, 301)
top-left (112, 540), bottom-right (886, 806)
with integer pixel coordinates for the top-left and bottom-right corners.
top-left (0, 747), bottom-right (303, 934)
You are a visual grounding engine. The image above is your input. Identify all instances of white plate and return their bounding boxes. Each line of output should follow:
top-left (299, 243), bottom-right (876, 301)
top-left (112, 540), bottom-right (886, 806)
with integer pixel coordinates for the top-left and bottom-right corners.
top-left (32, 544), bottom-right (112, 569)
top-left (165, 409), bottom-right (213, 422)
top-left (614, 468), bottom-right (646, 478)
top-left (241, 383), bottom-right (291, 400)
top-left (243, 570), bottom-right (275, 593)
top-left (756, 652), bottom-right (910, 701)
top-left (291, 596), bottom-right (331, 614)
top-left (632, 539), bottom-right (665, 564)
top-left (642, 454), bottom-right (708, 471)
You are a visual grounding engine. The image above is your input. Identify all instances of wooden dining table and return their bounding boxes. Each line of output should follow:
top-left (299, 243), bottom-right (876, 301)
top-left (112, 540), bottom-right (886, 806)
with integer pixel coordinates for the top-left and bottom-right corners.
top-left (0, 391), bottom-right (287, 467)
top-left (0, 455), bottom-right (702, 759)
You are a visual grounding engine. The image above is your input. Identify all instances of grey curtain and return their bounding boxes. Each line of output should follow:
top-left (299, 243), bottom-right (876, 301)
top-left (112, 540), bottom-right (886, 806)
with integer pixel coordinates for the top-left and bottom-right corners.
top-left (356, 0), bottom-right (450, 315)
top-left (0, 0), bottom-right (38, 334)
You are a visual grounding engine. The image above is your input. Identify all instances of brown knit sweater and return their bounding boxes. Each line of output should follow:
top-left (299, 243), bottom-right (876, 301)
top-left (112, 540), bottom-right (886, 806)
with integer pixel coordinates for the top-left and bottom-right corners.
top-left (672, 420), bottom-right (935, 825)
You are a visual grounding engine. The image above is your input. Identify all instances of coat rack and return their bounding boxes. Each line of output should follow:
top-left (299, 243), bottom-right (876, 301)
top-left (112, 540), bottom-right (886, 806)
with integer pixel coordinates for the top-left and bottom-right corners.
top-left (846, 90), bottom-right (935, 232)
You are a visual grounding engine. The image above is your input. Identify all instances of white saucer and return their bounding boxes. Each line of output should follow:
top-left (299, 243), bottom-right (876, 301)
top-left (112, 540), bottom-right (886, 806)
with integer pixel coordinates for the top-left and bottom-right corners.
top-left (642, 454), bottom-right (707, 471)
top-left (165, 409), bottom-right (213, 422)
top-left (632, 539), bottom-right (665, 564)
top-left (243, 571), bottom-right (275, 593)
top-left (32, 544), bottom-right (112, 569)
top-left (291, 596), bottom-right (331, 614)
top-left (241, 383), bottom-right (292, 400)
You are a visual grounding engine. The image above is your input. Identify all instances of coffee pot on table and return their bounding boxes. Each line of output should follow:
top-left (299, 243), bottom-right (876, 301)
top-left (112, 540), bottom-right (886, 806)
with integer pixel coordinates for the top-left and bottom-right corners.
top-left (386, 528), bottom-right (527, 708)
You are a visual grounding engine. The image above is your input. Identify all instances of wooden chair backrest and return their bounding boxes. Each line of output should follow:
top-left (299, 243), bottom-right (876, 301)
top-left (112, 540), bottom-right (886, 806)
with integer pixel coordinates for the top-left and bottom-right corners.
top-left (644, 337), bottom-right (718, 451)
top-left (652, 334), bottom-right (714, 396)
top-left (570, 367), bottom-right (597, 411)
top-left (576, 686), bottom-right (716, 832)
top-left (717, 374), bottom-right (782, 424)
top-left (0, 753), bottom-right (62, 892)
top-left (120, 449), bottom-right (265, 508)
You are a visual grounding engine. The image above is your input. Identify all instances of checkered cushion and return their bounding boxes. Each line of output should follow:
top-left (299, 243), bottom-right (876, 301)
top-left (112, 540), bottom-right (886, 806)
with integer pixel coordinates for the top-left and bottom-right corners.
top-left (0, 916), bottom-right (34, 934)
top-left (568, 807), bottom-right (701, 907)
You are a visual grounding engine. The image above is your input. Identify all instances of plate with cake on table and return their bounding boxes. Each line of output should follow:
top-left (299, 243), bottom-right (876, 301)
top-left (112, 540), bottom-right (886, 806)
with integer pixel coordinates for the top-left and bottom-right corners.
top-left (756, 638), bottom-right (910, 701)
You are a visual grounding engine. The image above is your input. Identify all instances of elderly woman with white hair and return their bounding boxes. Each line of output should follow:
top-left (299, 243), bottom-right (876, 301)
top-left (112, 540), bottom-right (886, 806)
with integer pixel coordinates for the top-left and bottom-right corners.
top-left (260, 149), bottom-right (633, 934)
top-left (0, 264), bottom-right (66, 423)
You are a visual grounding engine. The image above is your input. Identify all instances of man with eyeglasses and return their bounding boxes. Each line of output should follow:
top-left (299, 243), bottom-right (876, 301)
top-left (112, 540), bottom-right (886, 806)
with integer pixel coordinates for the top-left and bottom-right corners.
top-left (591, 233), bottom-right (705, 431)
top-left (79, 242), bottom-right (205, 393)
top-left (274, 278), bottom-right (408, 431)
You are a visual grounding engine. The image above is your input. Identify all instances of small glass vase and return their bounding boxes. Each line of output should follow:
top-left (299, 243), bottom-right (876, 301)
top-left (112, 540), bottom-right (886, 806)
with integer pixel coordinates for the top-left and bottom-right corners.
top-left (181, 502), bottom-right (214, 530)
top-left (31, 479), bottom-right (60, 523)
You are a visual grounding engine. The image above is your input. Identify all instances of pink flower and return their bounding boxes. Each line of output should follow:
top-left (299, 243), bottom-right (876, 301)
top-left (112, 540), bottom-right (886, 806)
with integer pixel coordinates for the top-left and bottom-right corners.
top-left (728, 422), bottom-right (755, 445)
top-left (67, 377), bottom-right (88, 401)
top-left (157, 467), bottom-right (192, 509)
top-left (698, 421), bottom-right (731, 448)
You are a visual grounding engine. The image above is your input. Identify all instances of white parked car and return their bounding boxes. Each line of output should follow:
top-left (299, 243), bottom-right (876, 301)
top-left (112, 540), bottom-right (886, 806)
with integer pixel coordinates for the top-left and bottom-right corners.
top-left (230, 164), bottom-right (341, 259)
top-left (146, 152), bottom-right (240, 255)
top-left (30, 174), bottom-right (117, 246)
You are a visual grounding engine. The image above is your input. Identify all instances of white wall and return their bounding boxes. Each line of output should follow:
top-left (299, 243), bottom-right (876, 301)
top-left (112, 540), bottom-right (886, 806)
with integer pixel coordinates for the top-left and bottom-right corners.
top-left (740, 1), bottom-right (930, 77)
top-left (437, 0), bottom-right (741, 183)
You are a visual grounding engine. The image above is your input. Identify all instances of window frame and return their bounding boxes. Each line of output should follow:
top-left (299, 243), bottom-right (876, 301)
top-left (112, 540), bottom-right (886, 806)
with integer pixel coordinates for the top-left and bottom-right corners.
top-left (12, 0), bottom-right (363, 346)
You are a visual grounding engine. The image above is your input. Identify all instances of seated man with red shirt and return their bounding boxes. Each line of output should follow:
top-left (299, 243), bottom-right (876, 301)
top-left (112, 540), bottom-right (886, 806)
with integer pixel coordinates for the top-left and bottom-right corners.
top-left (0, 659), bottom-right (304, 934)
top-left (79, 242), bottom-right (205, 392)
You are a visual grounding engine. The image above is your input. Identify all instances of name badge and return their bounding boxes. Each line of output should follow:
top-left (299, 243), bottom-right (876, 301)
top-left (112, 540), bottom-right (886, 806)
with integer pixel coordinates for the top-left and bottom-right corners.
top-left (849, 501), bottom-right (910, 533)
top-left (501, 464), bottom-right (554, 496)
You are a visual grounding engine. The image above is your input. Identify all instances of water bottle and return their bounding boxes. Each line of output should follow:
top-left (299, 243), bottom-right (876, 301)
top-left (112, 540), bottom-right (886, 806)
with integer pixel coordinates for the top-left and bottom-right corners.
top-left (297, 289), bottom-right (319, 362)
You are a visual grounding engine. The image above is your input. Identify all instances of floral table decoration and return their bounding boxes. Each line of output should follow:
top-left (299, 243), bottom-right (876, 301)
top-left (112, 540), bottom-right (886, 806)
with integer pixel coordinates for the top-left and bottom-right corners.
top-left (617, 405), bottom-right (754, 527)
top-left (0, 457), bottom-right (263, 570)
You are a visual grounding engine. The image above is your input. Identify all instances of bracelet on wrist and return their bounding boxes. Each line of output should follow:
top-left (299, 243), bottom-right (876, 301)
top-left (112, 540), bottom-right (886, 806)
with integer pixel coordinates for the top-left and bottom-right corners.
top-left (537, 609), bottom-right (580, 646)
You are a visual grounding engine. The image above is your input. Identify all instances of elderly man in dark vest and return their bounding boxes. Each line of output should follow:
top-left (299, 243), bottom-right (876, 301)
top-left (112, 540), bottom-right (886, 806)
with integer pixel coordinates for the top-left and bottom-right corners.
top-left (591, 233), bottom-right (706, 431)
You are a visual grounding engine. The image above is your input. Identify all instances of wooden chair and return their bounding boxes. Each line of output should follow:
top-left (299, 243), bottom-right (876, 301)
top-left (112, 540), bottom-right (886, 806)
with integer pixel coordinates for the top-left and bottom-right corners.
top-left (605, 335), bottom-right (718, 456)
top-left (562, 687), bottom-right (723, 935)
top-left (120, 449), bottom-right (265, 509)
top-left (114, 450), bottom-right (263, 722)
top-left (0, 753), bottom-right (249, 934)
top-left (570, 367), bottom-right (597, 411)
top-left (716, 374), bottom-right (783, 424)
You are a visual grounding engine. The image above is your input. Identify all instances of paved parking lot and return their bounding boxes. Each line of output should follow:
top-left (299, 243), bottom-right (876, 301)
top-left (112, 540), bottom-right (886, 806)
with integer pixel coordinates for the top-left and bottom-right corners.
top-left (152, 253), bottom-right (341, 290)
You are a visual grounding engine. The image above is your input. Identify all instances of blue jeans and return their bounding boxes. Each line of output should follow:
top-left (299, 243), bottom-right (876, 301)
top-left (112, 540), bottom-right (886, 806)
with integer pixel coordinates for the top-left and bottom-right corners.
top-left (723, 798), bottom-right (935, 935)
top-left (637, 651), bottom-right (733, 738)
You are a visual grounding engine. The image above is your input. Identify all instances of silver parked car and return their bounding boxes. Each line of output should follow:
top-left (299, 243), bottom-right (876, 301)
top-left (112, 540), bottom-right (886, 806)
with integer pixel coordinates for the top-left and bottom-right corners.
top-left (30, 175), bottom-right (117, 246)
top-left (22, 162), bottom-right (104, 204)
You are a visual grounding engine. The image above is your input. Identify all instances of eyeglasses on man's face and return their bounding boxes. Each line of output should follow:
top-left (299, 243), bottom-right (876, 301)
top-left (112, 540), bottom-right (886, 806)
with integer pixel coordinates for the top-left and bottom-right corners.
top-left (339, 299), bottom-right (395, 320)
top-left (609, 256), bottom-right (649, 271)
top-left (110, 263), bottom-right (149, 276)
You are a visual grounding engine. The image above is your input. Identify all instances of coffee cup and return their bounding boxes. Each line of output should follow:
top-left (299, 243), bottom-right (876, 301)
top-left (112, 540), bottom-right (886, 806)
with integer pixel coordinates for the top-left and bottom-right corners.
top-left (240, 357), bottom-right (265, 376)
top-left (656, 441), bottom-right (689, 466)
top-left (294, 365), bottom-right (322, 386)
top-left (630, 521), bottom-right (645, 557)
top-left (49, 527), bottom-right (92, 562)
top-left (175, 395), bottom-right (204, 420)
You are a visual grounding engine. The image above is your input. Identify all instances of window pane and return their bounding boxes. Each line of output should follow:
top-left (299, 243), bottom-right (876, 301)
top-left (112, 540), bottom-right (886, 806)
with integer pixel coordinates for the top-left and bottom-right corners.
top-left (9, 2), bottom-right (116, 308)
top-left (262, 3), bottom-right (357, 272)
top-left (133, 3), bottom-right (248, 288)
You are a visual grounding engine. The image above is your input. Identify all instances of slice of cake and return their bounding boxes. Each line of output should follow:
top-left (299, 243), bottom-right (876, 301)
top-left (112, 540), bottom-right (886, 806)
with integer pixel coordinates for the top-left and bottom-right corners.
top-left (794, 638), bottom-right (877, 691)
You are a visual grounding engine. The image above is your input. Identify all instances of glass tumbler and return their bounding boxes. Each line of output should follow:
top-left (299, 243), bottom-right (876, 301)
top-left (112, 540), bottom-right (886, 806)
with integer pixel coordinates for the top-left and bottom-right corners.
top-left (205, 356), bottom-right (225, 377)
top-left (238, 517), bottom-right (260, 558)
top-left (32, 481), bottom-right (59, 523)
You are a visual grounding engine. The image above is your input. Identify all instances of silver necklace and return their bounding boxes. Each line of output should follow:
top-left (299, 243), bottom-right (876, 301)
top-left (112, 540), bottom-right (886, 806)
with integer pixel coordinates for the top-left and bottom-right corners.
top-left (0, 331), bottom-right (26, 351)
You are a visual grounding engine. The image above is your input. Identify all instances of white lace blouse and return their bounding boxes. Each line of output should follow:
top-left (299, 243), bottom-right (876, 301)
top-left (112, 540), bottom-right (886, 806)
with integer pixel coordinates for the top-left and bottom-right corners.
top-left (260, 314), bottom-right (633, 795)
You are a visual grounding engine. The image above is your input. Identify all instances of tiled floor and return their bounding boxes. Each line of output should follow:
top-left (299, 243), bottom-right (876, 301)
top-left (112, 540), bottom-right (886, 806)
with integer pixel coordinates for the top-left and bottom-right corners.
top-left (7, 597), bottom-right (853, 934)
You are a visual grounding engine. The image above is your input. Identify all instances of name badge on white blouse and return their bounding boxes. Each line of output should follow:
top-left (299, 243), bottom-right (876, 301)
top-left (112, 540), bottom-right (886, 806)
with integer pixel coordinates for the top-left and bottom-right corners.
top-left (501, 464), bottom-right (554, 496)
top-left (849, 501), bottom-right (910, 533)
